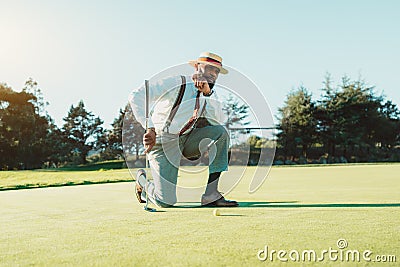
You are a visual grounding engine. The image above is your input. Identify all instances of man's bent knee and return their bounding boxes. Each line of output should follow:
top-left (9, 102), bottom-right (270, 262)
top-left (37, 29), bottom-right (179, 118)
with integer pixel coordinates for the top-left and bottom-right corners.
top-left (210, 125), bottom-right (229, 140)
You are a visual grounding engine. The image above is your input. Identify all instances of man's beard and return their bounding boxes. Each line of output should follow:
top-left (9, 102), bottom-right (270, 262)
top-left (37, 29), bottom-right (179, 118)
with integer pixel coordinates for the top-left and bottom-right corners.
top-left (204, 76), bottom-right (215, 89)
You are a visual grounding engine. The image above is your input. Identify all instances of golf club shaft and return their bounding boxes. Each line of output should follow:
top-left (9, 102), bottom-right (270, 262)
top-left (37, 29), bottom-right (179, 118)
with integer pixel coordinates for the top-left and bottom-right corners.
top-left (144, 80), bottom-right (150, 210)
top-left (144, 119), bottom-right (149, 209)
top-left (207, 139), bottom-right (218, 150)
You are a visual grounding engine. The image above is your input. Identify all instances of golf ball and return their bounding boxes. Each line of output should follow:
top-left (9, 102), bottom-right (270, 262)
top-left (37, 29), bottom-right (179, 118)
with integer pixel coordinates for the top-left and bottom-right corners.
top-left (213, 209), bottom-right (221, 216)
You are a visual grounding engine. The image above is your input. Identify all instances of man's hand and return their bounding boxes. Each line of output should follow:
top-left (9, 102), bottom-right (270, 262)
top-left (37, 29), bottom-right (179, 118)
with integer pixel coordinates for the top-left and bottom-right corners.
top-left (143, 128), bottom-right (156, 153)
top-left (192, 73), bottom-right (211, 95)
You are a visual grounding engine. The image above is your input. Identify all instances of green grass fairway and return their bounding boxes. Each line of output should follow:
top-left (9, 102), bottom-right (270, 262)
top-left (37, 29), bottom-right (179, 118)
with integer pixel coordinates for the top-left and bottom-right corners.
top-left (0, 169), bottom-right (133, 191)
top-left (1, 164), bottom-right (399, 266)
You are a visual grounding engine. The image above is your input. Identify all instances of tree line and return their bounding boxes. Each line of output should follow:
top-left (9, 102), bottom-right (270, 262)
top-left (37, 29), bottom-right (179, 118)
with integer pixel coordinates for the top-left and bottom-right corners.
top-left (1, 79), bottom-right (250, 170)
top-left (1, 75), bottom-right (399, 170)
top-left (0, 79), bottom-right (123, 169)
top-left (275, 74), bottom-right (400, 164)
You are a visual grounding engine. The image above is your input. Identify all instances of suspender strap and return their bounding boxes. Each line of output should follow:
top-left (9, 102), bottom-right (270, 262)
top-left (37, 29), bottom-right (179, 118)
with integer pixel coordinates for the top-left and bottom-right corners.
top-left (163, 75), bottom-right (186, 132)
top-left (199, 100), bottom-right (207, 117)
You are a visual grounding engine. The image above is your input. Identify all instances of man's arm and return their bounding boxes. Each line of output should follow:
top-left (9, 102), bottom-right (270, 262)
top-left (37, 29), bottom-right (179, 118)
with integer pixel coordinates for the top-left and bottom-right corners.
top-left (192, 73), bottom-right (212, 96)
top-left (129, 76), bottom-right (182, 152)
top-left (129, 84), bottom-right (154, 129)
top-left (128, 76), bottom-right (182, 129)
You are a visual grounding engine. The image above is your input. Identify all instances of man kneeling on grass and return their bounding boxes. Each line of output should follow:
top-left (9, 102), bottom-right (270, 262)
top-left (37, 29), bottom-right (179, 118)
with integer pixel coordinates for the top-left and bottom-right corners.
top-left (129, 52), bottom-right (238, 208)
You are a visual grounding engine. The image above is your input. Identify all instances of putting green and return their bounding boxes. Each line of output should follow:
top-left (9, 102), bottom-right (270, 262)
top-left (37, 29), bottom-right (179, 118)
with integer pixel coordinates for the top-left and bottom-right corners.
top-left (0, 165), bottom-right (399, 266)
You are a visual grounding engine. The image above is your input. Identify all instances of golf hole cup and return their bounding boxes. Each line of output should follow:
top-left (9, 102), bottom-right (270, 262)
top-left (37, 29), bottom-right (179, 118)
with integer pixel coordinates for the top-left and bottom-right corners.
top-left (213, 209), bottom-right (221, 216)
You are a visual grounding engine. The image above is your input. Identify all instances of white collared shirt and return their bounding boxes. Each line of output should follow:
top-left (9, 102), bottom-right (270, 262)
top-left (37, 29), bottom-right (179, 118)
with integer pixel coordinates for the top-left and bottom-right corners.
top-left (129, 75), bottom-right (225, 135)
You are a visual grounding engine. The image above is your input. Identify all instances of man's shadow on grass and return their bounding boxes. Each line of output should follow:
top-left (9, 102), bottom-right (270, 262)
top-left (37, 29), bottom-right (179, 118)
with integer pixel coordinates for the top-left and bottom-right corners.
top-left (172, 201), bottom-right (400, 211)
top-left (238, 201), bottom-right (400, 208)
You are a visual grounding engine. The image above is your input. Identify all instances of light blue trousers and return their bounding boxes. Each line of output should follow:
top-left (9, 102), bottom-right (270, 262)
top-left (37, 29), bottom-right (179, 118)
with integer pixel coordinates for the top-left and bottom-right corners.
top-left (141, 125), bottom-right (229, 207)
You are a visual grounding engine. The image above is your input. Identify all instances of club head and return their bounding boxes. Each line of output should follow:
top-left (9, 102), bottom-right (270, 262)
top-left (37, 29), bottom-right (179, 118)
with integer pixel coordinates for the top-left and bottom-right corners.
top-left (143, 206), bottom-right (157, 212)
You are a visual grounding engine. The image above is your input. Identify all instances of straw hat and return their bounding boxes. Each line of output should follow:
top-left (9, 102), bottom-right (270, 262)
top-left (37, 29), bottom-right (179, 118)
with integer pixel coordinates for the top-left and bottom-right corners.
top-left (188, 52), bottom-right (228, 74)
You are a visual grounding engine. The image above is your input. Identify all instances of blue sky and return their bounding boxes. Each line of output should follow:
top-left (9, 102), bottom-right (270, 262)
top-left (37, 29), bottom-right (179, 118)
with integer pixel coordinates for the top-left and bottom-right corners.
top-left (1, 0), bottom-right (399, 127)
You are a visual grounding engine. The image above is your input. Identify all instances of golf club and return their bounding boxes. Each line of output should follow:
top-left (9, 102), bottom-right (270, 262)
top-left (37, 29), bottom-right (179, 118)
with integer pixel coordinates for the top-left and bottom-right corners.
top-left (207, 139), bottom-right (218, 150)
top-left (143, 79), bottom-right (156, 212)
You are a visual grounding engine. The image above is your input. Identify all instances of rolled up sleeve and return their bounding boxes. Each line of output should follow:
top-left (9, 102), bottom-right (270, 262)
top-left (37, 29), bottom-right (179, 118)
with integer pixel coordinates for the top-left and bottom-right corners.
top-left (129, 76), bottom-right (182, 129)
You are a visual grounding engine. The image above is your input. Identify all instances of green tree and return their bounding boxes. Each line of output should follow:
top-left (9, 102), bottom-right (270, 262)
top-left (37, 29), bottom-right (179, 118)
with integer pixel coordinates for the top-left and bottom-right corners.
top-left (44, 123), bottom-right (74, 167)
top-left (315, 75), bottom-right (383, 160)
top-left (223, 95), bottom-right (250, 129)
top-left (247, 135), bottom-right (272, 149)
top-left (222, 95), bottom-right (251, 144)
top-left (122, 104), bottom-right (145, 161)
top-left (0, 81), bottom-right (52, 169)
top-left (62, 100), bottom-right (104, 164)
top-left (100, 108), bottom-right (125, 161)
top-left (277, 86), bottom-right (317, 161)
top-left (23, 78), bottom-right (49, 117)
top-left (0, 83), bottom-right (14, 168)
top-left (376, 100), bottom-right (400, 149)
